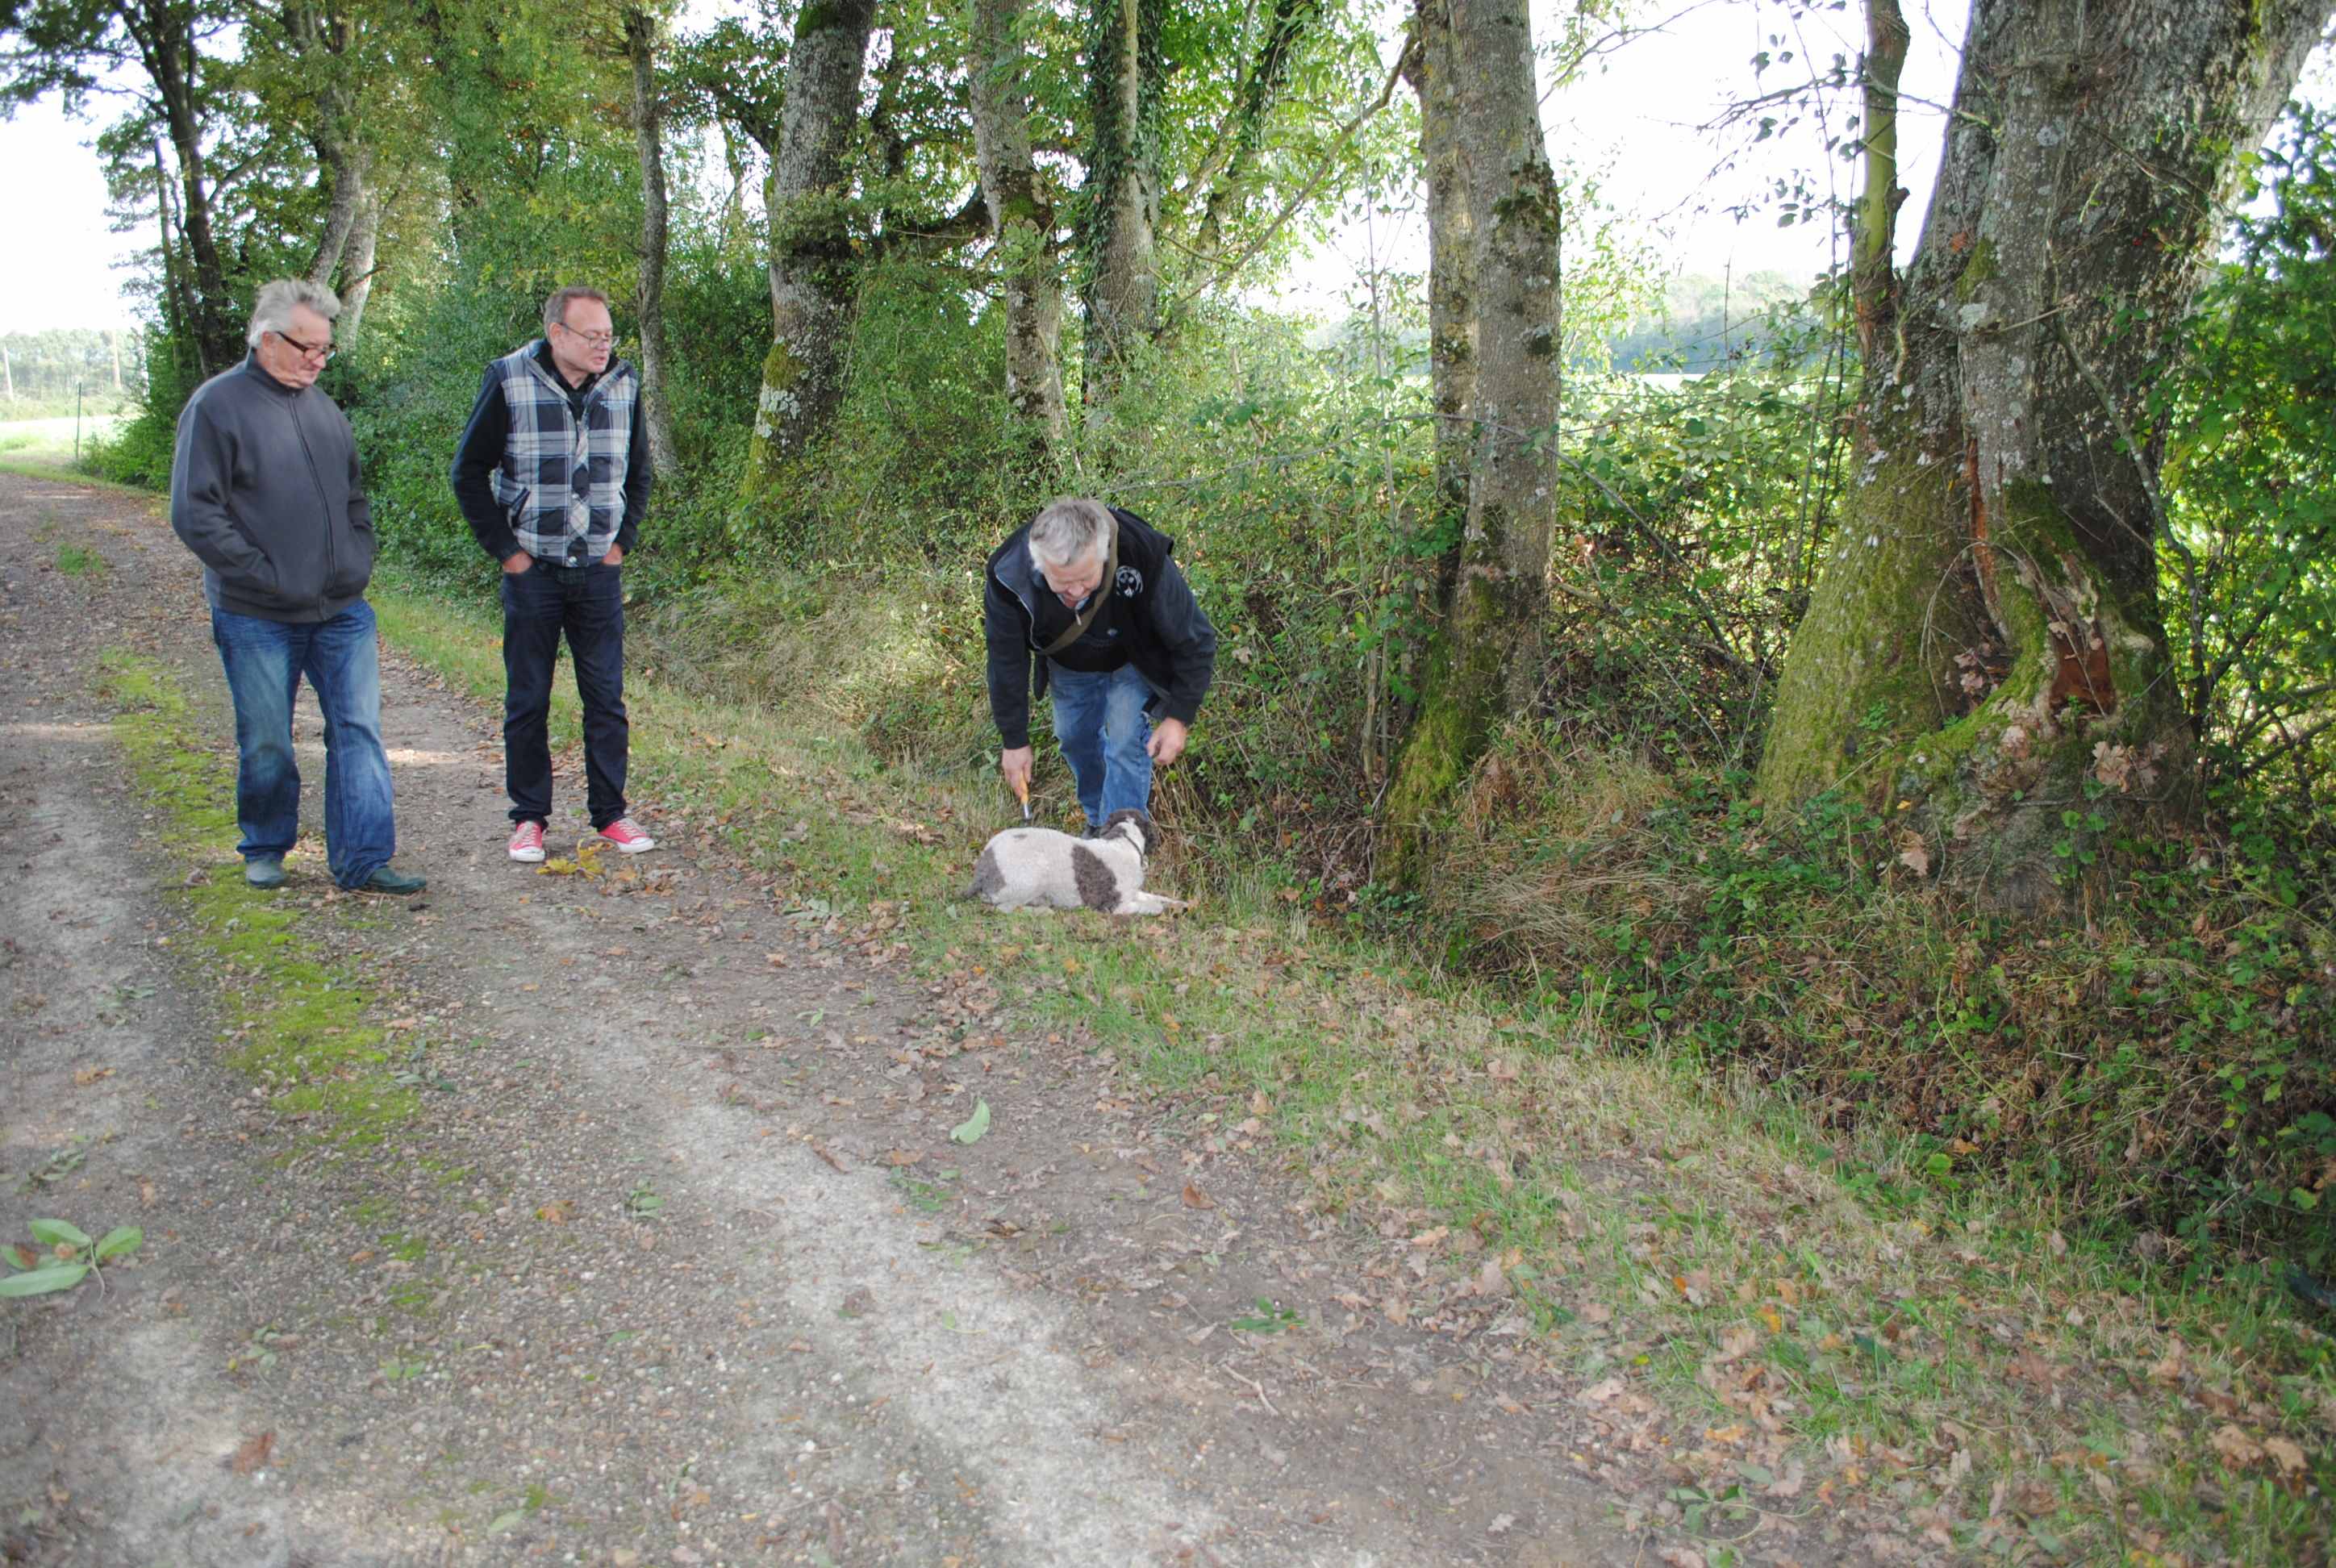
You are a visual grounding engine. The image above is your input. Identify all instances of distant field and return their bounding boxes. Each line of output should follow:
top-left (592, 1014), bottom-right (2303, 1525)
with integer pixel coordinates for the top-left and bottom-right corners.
top-left (0, 414), bottom-right (123, 471)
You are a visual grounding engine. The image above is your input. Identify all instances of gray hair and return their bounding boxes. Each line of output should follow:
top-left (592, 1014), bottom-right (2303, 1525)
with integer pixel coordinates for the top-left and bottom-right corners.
top-left (246, 278), bottom-right (341, 348)
top-left (543, 285), bottom-right (611, 329)
top-left (1028, 497), bottom-right (1114, 571)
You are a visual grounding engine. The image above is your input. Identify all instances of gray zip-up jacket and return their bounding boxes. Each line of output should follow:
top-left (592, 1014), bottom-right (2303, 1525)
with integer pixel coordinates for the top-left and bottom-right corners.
top-left (170, 354), bottom-right (375, 623)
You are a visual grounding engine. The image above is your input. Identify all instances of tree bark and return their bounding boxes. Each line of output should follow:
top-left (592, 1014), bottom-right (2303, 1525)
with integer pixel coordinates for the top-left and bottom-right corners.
top-left (337, 190), bottom-right (380, 342)
top-left (282, 2), bottom-right (369, 292)
top-left (626, 5), bottom-right (680, 477)
top-left (1379, 0), bottom-right (1560, 882)
top-left (1078, 0), bottom-right (1164, 425)
top-left (968, 0), bottom-right (1070, 465)
top-left (126, 0), bottom-right (240, 373)
top-left (1404, 0), bottom-right (1472, 603)
top-left (150, 136), bottom-right (204, 380)
top-left (1758, 0), bottom-right (2326, 907)
top-left (744, 0), bottom-right (878, 494)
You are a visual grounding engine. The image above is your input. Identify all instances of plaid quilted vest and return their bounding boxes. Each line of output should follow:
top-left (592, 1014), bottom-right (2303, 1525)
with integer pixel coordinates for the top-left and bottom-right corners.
top-left (486, 344), bottom-right (638, 563)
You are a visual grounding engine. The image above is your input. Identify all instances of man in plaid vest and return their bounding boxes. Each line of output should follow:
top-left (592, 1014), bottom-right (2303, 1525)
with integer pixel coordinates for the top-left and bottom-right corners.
top-left (451, 286), bottom-right (659, 863)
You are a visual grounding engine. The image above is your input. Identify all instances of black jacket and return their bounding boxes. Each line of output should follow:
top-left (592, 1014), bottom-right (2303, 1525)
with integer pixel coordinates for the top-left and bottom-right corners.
top-left (983, 507), bottom-right (1217, 750)
top-left (169, 354), bottom-right (374, 623)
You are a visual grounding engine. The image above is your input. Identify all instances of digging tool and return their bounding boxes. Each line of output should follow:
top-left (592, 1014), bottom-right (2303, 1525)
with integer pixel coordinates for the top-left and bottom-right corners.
top-left (1012, 774), bottom-right (1032, 824)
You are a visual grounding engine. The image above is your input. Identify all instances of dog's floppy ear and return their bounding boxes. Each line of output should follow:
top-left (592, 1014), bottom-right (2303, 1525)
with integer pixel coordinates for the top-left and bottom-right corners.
top-left (1101, 807), bottom-right (1153, 853)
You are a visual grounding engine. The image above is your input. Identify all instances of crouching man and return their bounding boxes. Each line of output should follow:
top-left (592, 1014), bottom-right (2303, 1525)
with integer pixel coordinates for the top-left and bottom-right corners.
top-left (169, 278), bottom-right (424, 895)
top-left (983, 498), bottom-right (1216, 831)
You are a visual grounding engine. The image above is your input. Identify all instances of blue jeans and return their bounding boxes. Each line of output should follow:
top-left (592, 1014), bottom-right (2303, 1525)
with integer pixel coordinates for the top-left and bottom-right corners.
top-left (211, 602), bottom-right (397, 889)
top-left (1048, 661), bottom-right (1153, 828)
top-left (501, 559), bottom-right (629, 829)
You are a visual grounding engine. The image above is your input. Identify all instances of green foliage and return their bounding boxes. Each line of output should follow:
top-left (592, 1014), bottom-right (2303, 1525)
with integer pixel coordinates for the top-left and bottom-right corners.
top-left (1431, 742), bottom-right (2336, 1270)
top-left (2161, 101), bottom-right (2336, 895)
top-left (1, 1217), bottom-right (142, 1298)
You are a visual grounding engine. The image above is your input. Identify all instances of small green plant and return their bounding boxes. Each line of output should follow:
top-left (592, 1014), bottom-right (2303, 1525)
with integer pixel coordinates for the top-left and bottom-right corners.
top-left (53, 544), bottom-right (105, 577)
top-left (1228, 1296), bottom-right (1302, 1334)
top-left (16, 1138), bottom-right (89, 1193)
top-left (623, 1180), bottom-right (665, 1217)
top-left (1, 1218), bottom-right (142, 1297)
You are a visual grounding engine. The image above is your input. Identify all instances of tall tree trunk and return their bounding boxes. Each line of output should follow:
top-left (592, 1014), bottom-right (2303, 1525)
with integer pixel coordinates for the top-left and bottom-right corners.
top-left (150, 136), bottom-right (206, 380)
top-left (129, 1), bottom-right (239, 373)
top-left (1078, 0), bottom-right (1163, 425)
top-left (1404, 0), bottom-right (1472, 603)
top-left (286, 2), bottom-right (367, 291)
top-left (306, 138), bottom-right (369, 289)
top-left (743, 0), bottom-right (878, 494)
top-left (1379, 0), bottom-right (1560, 882)
top-left (968, 0), bottom-right (1070, 465)
top-left (1758, 0), bottom-right (2326, 908)
top-left (338, 190), bottom-right (381, 343)
top-left (626, 5), bottom-right (680, 477)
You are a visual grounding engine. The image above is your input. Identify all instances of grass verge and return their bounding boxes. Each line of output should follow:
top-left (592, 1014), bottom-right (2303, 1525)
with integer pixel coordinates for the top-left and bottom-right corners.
top-left (96, 648), bottom-right (418, 1145)
top-left (363, 582), bottom-right (2336, 1562)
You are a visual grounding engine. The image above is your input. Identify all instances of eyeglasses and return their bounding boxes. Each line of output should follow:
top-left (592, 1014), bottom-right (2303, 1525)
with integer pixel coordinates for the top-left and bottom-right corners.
top-left (553, 320), bottom-right (616, 348)
top-left (273, 329), bottom-right (336, 363)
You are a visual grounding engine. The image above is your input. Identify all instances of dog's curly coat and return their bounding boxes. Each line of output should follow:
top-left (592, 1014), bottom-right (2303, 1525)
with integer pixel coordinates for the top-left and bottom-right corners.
top-left (967, 808), bottom-right (1187, 915)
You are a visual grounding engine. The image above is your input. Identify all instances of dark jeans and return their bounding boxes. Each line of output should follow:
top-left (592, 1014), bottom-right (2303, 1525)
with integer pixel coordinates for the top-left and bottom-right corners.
top-left (501, 559), bottom-right (628, 830)
top-left (210, 601), bottom-right (396, 888)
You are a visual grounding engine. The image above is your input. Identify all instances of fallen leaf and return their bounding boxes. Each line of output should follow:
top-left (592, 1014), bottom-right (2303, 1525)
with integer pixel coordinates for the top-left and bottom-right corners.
top-left (73, 1066), bottom-right (115, 1086)
top-left (1486, 1057), bottom-right (1520, 1082)
top-left (1181, 1182), bottom-right (1216, 1210)
top-left (229, 1431), bottom-right (275, 1474)
top-left (536, 1200), bottom-right (573, 1224)
top-left (949, 1099), bottom-right (991, 1145)
top-left (1577, 1377), bottom-right (1626, 1405)
top-left (2210, 1424), bottom-right (2263, 1467)
top-left (1897, 841), bottom-right (1930, 876)
top-left (2264, 1436), bottom-right (2306, 1475)
top-left (884, 1149), bottom-right (925, 1167)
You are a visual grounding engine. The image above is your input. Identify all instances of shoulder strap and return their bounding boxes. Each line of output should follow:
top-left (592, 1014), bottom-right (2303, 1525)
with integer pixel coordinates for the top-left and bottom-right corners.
top-left (1036, 519), bottom-right (1120, 658)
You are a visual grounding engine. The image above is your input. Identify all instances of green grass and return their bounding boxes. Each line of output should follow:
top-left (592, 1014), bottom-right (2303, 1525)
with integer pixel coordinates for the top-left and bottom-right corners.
top-left (54, 544), bottom-right (106, 576)
top-left (96, 649), bottom-right (420, 1147)
top-left (305, 586), bottom-right (2336, 1558)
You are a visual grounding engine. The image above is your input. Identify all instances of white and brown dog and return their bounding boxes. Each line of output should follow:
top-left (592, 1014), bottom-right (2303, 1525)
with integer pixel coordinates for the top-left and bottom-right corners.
top-left (968, 807), bottom-right (1188, 915)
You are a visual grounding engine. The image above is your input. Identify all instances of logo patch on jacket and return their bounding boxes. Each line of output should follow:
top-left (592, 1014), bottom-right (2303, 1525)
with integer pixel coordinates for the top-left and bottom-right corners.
top-left (1115, 565), bottom-right (1145, 598)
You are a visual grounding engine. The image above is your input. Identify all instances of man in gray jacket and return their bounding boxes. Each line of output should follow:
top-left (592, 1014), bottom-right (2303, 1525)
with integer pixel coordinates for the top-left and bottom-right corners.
top-left (169, 278), bottom-right (424, 895)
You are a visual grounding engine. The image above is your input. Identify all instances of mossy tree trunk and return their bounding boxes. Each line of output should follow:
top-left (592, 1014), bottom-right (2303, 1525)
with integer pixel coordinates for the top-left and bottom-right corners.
top-left (968, 0), bottom-right (1070, 468)
top-left (1078, 0), bottom-right (1165, 426)
top-left (1379, 0), bottom-right (1559, 885)
top-left (1758, 0), bottom-right (2326, 908)
top-left (744, 0), bottom-right (878, 495)
top-left (626, 5), bottom-right (680, 478)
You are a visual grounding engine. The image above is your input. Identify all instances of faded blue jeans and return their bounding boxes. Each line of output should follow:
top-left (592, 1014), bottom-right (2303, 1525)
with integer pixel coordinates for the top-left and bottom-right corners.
top-left (1047, 661), bottom-right (1153, 829)
top-left (210, 601), bottom-right (397, 888)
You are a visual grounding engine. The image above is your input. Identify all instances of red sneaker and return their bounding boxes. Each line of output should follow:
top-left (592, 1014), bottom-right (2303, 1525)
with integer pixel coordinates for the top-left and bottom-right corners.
top-left (599, 817), bottom-right (657, 854)
top-left (507, 821), bottom-right (546, 863)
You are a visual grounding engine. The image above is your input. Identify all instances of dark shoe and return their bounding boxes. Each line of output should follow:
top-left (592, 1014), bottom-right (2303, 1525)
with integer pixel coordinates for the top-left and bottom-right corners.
top-left (244, 855), bottom-right (286, 890)
top-left (356, 866), bottom-right (427, 896)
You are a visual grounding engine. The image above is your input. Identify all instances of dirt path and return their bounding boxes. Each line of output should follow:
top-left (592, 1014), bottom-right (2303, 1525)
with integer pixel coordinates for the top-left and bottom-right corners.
top-left (0, 474), bottom-right (1695, 1566)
